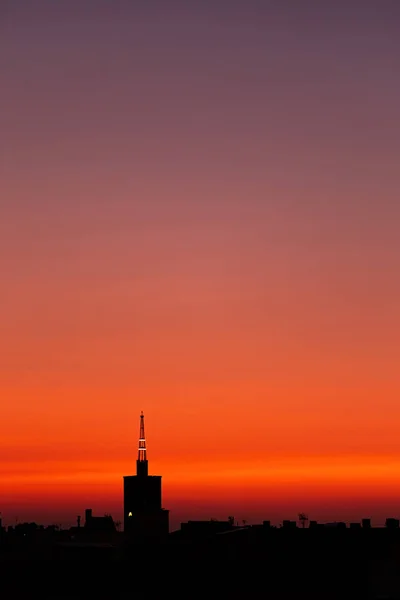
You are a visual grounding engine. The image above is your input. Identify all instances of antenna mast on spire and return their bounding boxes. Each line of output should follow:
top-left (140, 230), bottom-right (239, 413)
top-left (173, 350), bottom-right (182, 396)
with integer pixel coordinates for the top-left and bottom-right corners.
top-left (137, 411), bottom-right (148, 477)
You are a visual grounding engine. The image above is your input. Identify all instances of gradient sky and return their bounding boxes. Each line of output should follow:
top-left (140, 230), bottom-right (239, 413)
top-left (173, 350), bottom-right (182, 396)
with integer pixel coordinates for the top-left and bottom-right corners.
top-left (1, 0), bottom-right (400, 529)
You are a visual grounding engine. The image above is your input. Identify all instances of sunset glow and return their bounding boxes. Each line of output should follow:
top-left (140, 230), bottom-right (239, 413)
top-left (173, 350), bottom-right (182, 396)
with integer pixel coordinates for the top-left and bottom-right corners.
top-left (1, 1), bottom-right (400, 530)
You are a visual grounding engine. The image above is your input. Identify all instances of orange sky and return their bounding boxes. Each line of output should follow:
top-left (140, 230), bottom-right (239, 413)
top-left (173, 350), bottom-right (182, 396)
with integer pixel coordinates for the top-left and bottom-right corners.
top-left (1, 2), bottom-right (400, 528)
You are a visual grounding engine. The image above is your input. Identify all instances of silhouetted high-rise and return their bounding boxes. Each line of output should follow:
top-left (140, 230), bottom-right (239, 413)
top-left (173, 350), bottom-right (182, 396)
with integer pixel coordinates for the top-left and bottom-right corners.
top-left (123, 412), bottom-right (169, 541)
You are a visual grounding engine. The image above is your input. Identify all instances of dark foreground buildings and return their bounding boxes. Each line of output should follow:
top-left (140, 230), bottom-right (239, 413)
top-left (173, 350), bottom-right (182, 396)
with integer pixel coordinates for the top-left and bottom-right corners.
top-left (2, 415), bottom-right (400, 597)
top-left (123, 412), bottom-right (169, 542)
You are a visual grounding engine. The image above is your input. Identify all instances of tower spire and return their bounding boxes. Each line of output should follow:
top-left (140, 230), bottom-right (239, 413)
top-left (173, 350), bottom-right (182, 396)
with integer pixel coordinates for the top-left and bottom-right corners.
top-left (136, 411), bottom-right (148, 477)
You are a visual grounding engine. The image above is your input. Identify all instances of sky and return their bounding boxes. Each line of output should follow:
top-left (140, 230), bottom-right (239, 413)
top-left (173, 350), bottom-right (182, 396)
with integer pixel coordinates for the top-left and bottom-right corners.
top-left (1, 0), bottom-right (400, 530)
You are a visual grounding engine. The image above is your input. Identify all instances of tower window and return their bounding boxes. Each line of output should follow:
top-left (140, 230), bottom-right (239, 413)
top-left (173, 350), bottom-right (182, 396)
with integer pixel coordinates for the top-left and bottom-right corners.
top-left (128, 512), bottom-right (132, 517)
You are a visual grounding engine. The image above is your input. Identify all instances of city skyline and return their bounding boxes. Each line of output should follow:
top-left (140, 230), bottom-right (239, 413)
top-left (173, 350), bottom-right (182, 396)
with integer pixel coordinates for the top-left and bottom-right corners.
top-left (2, 410), bottom-right (400, 531)
top-left (2, 0), bottom-right (400, 530)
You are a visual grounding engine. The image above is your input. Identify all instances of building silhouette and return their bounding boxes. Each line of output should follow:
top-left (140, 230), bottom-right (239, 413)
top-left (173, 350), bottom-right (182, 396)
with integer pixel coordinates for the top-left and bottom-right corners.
top-left (84, 508), bottom-right (116, 538)
top-left (123, 412), bottom-right (169, 541)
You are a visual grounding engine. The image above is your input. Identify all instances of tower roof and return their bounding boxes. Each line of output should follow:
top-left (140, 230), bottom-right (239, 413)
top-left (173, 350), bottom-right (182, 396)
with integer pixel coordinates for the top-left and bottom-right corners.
top-left (137, 411), bottom-right (148, 476)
